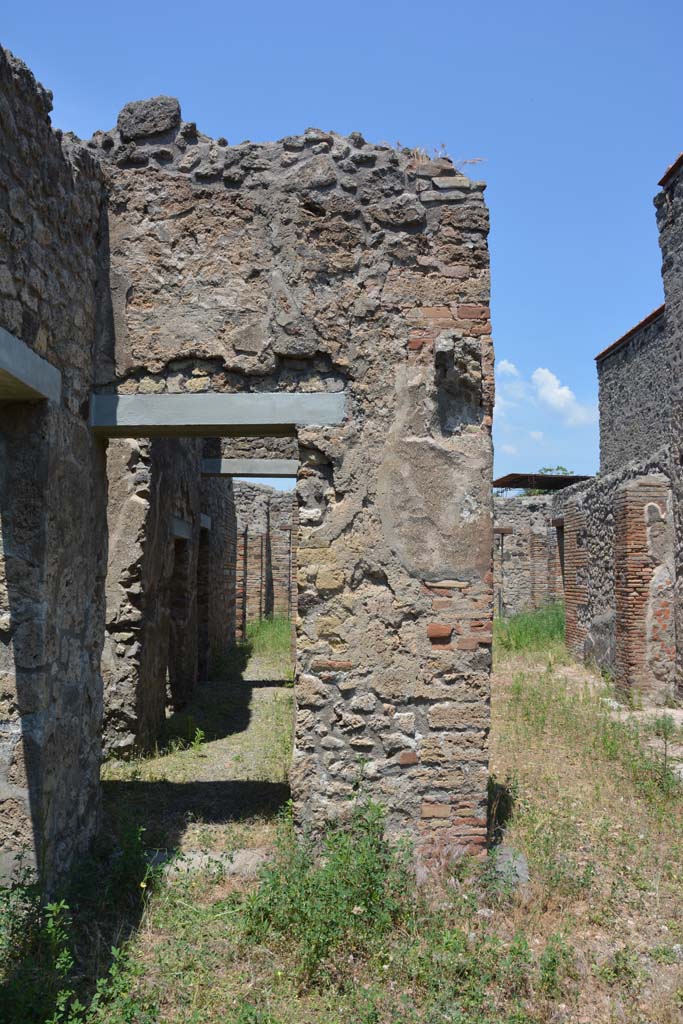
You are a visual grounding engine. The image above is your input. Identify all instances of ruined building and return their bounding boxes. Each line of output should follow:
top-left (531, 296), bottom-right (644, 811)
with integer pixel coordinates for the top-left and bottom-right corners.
top-left (493, 157), bottom-right (683, 707)
top-left (0, 48), bottom-right (494, 884)
top-left (492, 477), bottom-right (585, 619)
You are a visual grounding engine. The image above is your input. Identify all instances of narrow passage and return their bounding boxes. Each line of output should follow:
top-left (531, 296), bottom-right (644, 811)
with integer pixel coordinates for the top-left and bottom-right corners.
top-left (101, 618), bottom-right (294, 858)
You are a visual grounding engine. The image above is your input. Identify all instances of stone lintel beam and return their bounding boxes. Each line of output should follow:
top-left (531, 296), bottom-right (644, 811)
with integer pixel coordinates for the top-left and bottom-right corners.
top-left (551, 517), bottom-right (565, 528)
top-left (200, 513), bottom-right (212, 531)
top-left (0, 326), bottom-right (62, 402)
top-left (493, 526), bottom-right (513, 536)
top-left (201, 458), bottom-right (299, 478)
top-left (171, 515), bottom-right (192, 540)
top-left (89, 392), bottom-right (345, 437)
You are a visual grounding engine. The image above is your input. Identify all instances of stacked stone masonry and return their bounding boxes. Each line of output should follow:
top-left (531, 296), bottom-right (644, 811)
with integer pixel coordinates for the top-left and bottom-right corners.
top-left (493, 495), bottom-right (562, 617)
top-left (556, 461), bottom-right (676, 702)
top-left (597, 308), bottom-right (670, 476)
top-left (231, 482), bottom-right (297, 638)
top-left (656, 156), bottom-right (683, 697)
top-left (0, 50), bottom-right (495, 884)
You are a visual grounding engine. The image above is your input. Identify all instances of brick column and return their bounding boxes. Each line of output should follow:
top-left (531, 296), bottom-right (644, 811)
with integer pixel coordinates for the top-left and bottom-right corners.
top-left (615, 477), bottom-right (675, 701)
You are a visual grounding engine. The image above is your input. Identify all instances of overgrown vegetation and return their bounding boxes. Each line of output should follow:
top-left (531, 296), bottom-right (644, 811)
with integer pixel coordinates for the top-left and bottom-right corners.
top-left (6, 606), bottom-right (683, 1022)
top-left (212, 616), bottom-right (294, 684)
top-left (494, 600), bottom-right (565, 652)
top-left (0, 826), bottom-right (160, 1023)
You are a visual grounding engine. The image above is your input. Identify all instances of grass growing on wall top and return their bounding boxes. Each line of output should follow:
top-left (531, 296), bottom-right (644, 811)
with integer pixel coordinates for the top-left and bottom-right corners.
top-left (494, 601), bottom-right (565, 654)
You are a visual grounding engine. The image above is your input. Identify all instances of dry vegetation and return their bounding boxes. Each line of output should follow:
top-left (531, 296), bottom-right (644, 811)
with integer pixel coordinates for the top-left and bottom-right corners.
top-left (3, 609), bottom-right (683, 1022)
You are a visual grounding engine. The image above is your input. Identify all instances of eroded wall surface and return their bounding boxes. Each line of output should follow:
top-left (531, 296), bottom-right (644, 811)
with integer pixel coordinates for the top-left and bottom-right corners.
top-left (88, 99), bottom-right (495, 862)
top-left (656, 163), bottom-right (683, 696)
top-left (493, 495), bottom-right (562, 617)
top-left (231, 482), bottom-right (297, 636)
top-left (597, 310), bottom-right (670, 475)
top-left (555, 458), bottom-right (676, 701)
top-left (0, 50), bottom-right (107, 881)
top-left (102, 438), bottom-right (234, 755)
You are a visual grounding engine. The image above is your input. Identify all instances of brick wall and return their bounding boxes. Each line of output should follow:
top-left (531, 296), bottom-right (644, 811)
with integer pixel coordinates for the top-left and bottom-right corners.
top-left (614, 478), bottom-right (676, 701)
top-left (554, 461), bottom-right (676, 701)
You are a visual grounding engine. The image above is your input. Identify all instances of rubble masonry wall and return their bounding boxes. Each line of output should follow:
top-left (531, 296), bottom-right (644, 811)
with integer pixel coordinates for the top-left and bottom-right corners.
top-left (493, 495), bottom-right (562, 617)
top-left (656, 163), bottom-right (683, 696)
top-left (89, 98), bottom-right (495, 862)
top-left (0, 49), bottom-right (107, 881)
top-left (597, 309), bottom-right (670, 475)
top-left (554, 455), bottom-right (676, 702)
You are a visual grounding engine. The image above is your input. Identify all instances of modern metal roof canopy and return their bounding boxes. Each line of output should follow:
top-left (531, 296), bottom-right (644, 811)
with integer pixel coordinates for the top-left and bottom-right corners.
top-left (493, 473), bottom-right (592, 491)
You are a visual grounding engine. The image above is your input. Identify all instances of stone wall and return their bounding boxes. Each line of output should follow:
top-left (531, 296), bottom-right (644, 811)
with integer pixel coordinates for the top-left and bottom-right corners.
top-left (656, 159), bottom-right (683, 697)
top-left (102, 438), bottom-right (234, 756)
top-left (231, 482), bottom-right (297, 637)
top-left (200, 474), bottom-right (238, 671)
top-left (0, 49), bottom-right (107, 882)
top-left (493, 495), bottom-right (562, 617)
top-left (88, 98), bottom-right (495, 862)
top-left (554, 455), bottom-right (676, 702)
top-left (596, 307), bottom-right (669, 475)
top-left (0, 46), bottom-right (494, 881)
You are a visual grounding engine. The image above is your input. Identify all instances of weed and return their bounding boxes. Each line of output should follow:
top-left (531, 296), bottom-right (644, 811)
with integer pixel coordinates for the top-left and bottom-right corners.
top-left (244, 800), bottom-right (412, 984)
top-left (594, 946), bottom-right (642, 990)
top-left (494, 602), bottom-right (565, 653)
top-left (228, 1005), bottom-right (279, 1024)
top-left (191, 726), bottom-right (206, 752)
top-left (246, 617), bottom-right (292, 661)
top-left (539, 934), bottom-right (575, 997)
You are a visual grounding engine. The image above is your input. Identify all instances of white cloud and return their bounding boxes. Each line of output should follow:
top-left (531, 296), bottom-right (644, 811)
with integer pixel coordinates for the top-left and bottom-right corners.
top-left (501, 443), bottom-right (518, 455)
top-left (530, 430), bottom-right (543, 441)
top-left (497, 358), bottom-right (519, 377)
top-left (531, 367), bottom-right (597, 427)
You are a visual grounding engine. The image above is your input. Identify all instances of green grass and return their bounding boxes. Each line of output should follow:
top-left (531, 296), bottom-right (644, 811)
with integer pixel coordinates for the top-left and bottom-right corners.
top-left (494, 601), bottom-right (565, 654)
top-left (9, 615), bottom-right (683, 1023)
top-left (246, 617), bottom-right (293, 660)
top-left (212, 617), bottom-right (294, 684)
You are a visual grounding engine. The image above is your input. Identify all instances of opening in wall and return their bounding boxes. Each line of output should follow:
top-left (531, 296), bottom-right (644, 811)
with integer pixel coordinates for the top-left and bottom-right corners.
top-left (168, 537), bottom-right (194, 710)
top-left (197, 527), bottom-right (210, 682)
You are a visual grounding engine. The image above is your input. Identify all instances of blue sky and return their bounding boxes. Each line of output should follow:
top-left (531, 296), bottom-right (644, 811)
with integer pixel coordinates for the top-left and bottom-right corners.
top-left (4, 1), bottom-right (682, 482)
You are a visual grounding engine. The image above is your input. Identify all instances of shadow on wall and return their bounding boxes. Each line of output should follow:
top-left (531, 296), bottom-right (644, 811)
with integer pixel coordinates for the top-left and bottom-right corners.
top-left (0, 401), bottom-right (107, 885)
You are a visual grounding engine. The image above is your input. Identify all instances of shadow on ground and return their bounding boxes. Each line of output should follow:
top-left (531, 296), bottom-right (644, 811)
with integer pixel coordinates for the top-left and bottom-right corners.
top-left (101, 778), bottom-right (291, 850)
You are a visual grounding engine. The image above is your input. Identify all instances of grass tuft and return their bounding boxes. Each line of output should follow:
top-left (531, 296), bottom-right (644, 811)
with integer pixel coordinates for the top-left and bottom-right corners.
top-left (494, 601), bottom-right (565, 653)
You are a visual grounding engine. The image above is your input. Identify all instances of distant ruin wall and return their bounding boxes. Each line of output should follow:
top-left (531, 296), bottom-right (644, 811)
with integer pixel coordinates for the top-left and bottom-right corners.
top-left (0, 49), bottom-right (107, 882)
top-left (597, 309), bottom-right (670, 475)
top-left (200, 476), bottom-right (238, 672)
top-left (493, 495), bottom-right (562, 617)
top-left (231, 482), bottom-right (297, 637)
top-left (554, 455), bottom-right (676, 702)
top-left (102, 438), bottom-right (237, 755)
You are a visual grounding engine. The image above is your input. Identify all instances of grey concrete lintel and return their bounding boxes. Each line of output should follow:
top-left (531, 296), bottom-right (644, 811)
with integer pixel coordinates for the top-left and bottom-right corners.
top-left (0, 326), bottom-right (62, 403)
top-left (202, 458), bottom-right (299, 478)
top-left (171, 515), bottom-right (193, 540)
top-left (89, 391), bottom-right (345, 437)
top-left (200, 513), bottom-right (212, 531)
